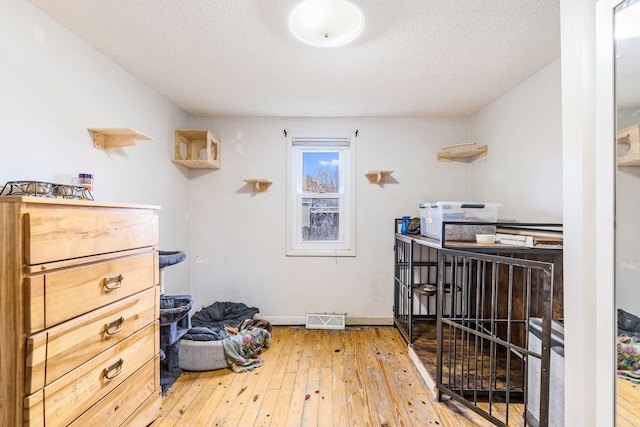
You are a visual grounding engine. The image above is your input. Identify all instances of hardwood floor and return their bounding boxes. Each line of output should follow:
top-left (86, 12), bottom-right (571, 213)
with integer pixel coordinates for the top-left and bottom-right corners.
top-left (151, 326), bottom-right (497, 427)
top-left (412, 319), bottom-right (525, 392)
top-left (617, 377), bottom-right (640, 426)
top-left (411, 319), bottom-right (528, 427)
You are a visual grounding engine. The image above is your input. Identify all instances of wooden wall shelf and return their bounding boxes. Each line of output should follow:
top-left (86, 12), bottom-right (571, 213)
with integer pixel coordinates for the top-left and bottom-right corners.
top-left (243, 179), bottom-right (272, 192)
top-left (364, 170), bottom-right (394, 184)
top-left (173, 130), bottom-right (221, 169)
top-left (437, 143), bottom-right (488, 162)
top-left (617, 124), bottom-right (640, 166)
top-left (88, 128), bottom-right (153, 151)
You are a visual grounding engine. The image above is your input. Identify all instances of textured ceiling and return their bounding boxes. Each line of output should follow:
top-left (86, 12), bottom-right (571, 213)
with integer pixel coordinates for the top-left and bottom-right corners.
top-left (27, 0), bottom-right (561, 118)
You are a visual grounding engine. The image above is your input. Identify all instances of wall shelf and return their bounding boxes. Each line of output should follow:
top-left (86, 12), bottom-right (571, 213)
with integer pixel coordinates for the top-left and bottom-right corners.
top-left (437, 143), bottom-right (488, 162)
top-left (243, 179), bottom-right (272, 192)
top-left (173, 130), bottom-right (221, 169)
top-left (88, 128), bottom-right (153, 151)
top-left (364, 170), bottom-right (394, 184)
top-left (617, 124), bottom-right (640, 166)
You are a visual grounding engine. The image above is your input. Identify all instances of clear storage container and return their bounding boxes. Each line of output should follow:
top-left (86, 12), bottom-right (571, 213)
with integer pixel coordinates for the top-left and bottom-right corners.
top-left (419, 202), bottom-right (501, 241)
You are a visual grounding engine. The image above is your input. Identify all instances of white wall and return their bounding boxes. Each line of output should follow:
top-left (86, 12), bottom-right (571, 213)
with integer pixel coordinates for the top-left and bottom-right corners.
top-left (562, 0), bottom-right (604, 424)
top-left (187, 117), bottom-right (471, 322)
top-left (616, 170), bottom-right (640, 315)
top-left (187, 107), bottom-right (564, 322)
top-left (1, 0), bottom-right (192, 295)
top-left (469, 59), bottom-right (563, 222)
top-left (616, 111), bottom-right (640, 315)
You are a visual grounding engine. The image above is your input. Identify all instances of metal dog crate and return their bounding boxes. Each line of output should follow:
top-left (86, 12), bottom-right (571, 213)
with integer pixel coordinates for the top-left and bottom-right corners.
top-left (436, 249), bottom-right (559, 427)
top-left (393, 220), bottom-right (563, 427)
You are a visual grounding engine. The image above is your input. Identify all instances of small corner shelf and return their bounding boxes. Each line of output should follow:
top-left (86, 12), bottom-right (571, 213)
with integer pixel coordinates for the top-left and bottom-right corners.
top-left (437, 143), bottom-right (487, 162)
top-left (243, 179), bottom-right (272, 192)
top-left (617, 124), bottom-right (640, 167)
top-left (173, 130), bottom-right (221, 169)
top-left (88, 128), bottom-right (153, 151)
top-left (364, 170), bottom-right (394, 184)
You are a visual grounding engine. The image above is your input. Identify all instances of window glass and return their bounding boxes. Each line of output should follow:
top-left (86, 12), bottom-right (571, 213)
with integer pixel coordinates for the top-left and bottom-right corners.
top-left (301, 197), bottom-right (340, 241)
top-left (301, 151), bottom-right (340, 193)
top-left (287, 134), bottom-right (355, 256)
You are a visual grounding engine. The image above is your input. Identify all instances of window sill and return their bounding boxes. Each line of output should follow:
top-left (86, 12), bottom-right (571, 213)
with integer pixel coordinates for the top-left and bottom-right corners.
top-left (286, 248), bottom-right (356, 257)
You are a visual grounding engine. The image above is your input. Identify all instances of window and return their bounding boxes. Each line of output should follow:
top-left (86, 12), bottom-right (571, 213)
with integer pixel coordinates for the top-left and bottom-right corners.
top-left (286, 133), bottom-right (356, 256)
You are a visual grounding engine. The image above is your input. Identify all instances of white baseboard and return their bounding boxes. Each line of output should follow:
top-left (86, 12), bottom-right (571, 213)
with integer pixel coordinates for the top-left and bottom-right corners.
top-left (262, 315), bottom-right (306, 325)
top-left (261, 316), bottom-right (394, 326)
top-left (346, 317), bottom-right (393, 326)
top-left (408, 345), bottom-right (438, 398)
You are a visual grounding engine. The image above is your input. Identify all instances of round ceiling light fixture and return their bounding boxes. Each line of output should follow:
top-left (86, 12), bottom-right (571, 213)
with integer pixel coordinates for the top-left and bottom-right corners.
top-left (289, 0), bottom-right (364, 47)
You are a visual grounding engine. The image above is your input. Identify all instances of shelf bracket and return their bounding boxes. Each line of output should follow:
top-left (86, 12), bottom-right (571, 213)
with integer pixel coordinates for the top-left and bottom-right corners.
top-left (243, 179), bottom-right (272, 192)
top-left (89, 128), bottom-right (153, 151)
top-left (437, 143), bottom-right (487, 162)
top-left (364, 170), bottom-right (394, 184)
top-left (617, 124), bottom-right (640, 167)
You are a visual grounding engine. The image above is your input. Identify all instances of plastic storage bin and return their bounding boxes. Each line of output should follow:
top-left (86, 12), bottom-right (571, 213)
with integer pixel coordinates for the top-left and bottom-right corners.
top-left (419, 202), bottom-right (501, 241)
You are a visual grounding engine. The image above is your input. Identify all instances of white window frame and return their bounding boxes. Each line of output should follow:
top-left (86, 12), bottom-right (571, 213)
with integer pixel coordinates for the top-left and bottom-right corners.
top-left (286, 132), bottom-right (356, 257)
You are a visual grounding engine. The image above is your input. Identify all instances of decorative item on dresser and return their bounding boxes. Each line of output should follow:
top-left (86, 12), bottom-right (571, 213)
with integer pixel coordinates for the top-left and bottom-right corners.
top-left (0, 196), bottom-right (161, 426)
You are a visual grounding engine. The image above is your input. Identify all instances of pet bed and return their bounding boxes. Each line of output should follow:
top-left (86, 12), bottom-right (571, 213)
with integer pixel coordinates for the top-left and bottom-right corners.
top-left (178, 339), bottom-right (227, 371)
top-left (177, 301), bottom-right (269, 372)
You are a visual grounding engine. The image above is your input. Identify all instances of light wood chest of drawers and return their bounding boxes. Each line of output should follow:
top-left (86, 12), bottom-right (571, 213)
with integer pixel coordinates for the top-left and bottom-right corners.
top-left (0, 196), bottom-right (161, 426)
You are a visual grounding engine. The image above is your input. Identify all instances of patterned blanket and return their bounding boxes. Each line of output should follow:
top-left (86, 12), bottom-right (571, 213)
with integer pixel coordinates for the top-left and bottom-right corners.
top-left (222, 327), bottom-right (271, 373)
top-left (617, 335), bottom-right (640, 382)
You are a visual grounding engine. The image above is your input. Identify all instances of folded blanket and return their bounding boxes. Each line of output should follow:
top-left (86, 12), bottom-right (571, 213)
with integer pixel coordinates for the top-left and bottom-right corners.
top-left (617, 335), bottom-right (640, 382)
top-left (238, 318), bottom-right (273, 333)
top-left (222, 327), bottom-right (271, 373)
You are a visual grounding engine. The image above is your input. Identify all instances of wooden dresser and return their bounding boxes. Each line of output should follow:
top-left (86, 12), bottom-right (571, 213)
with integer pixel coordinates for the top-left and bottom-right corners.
top-left (0, 196), bottom-right (161, 426)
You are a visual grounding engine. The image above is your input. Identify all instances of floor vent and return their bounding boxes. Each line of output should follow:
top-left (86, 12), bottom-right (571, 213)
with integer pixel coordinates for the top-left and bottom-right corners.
top-left (305, 313), bottom-right (346, 330)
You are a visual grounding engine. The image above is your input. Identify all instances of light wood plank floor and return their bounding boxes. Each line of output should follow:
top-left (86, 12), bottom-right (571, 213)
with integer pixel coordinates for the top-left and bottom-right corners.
top-left (151, 326), bottom-right (497, 427)
top-left (617, 377), bottom-right (640, 426)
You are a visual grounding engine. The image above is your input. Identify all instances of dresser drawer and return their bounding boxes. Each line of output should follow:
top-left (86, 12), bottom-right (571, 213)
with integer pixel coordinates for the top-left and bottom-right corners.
top-left (25, 251), bottom-right (156, 332)
top-left (25, 287), bottom-right (159, 394)
top-left (2, 197), bottom-right (161, 426)
top-left (24, 205), bottom-right (158, 265)
top-left (27, 321), bottom-right (158, 427)
top-left (122, 387), bottom-right (162, 427)
top-left (68, 356), bottom-right (159, 427)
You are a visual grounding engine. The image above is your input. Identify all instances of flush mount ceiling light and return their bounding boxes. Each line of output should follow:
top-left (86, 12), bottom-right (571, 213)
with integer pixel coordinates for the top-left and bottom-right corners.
top-left (289, 0), bottom-right (364, 47)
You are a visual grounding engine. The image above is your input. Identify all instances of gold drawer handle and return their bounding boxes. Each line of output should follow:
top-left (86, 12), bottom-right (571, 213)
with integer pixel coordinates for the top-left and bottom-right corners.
top-left (103, 358), bottom-right (123, 379)
top-left (104, 316), bottom-right (125, 335)
top-left (103, 274), bottom-right (124, 291)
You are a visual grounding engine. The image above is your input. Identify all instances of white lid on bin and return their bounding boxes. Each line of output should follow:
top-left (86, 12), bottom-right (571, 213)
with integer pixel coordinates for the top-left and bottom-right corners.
top-left (419, 202), bottom-right (502, 209)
